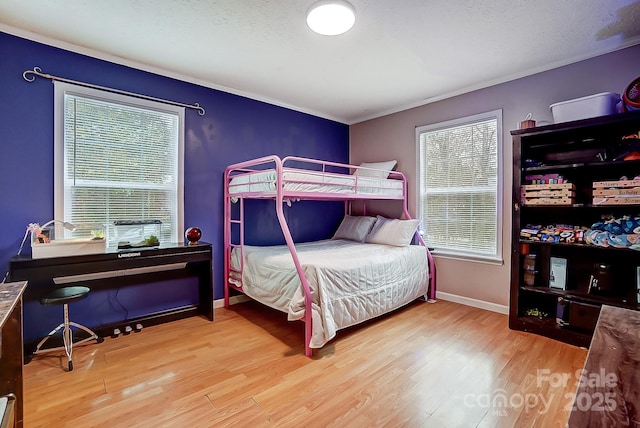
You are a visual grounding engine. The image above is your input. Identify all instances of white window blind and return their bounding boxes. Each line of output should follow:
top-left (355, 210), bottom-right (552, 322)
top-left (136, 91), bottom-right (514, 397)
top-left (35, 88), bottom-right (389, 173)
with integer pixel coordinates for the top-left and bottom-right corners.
top-left (416, 110), bottom-right (502, 262)
top-left (54, 82), bottom-right (184, 247)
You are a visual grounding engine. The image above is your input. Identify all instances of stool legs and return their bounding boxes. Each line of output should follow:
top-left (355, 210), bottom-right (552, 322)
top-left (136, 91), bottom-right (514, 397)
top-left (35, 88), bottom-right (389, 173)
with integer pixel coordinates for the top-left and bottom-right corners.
top-left (34, 303), bottom-right (100, 371)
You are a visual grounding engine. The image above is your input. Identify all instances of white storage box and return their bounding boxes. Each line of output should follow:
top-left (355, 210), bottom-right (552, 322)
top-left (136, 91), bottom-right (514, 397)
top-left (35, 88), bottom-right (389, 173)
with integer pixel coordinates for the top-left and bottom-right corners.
top-left (550, 92), bottom-right (620, 123)
top-left (31, 238), bottom-right (106, 259)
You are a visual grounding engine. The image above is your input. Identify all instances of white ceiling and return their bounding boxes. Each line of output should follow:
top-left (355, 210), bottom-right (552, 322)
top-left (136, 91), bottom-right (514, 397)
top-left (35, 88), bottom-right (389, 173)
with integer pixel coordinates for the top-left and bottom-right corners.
top-left (1, 0), bottom-right (640, 124)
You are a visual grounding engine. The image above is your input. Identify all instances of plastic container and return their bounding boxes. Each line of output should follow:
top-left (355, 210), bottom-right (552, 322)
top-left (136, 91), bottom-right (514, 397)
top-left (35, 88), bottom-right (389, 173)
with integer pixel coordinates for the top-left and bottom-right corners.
top-left (113, 220), bottom-right (162, 249)
top-left (32, 238), bottom-right (106, 259)
top-left (550, 92), bottom-right (620, 123)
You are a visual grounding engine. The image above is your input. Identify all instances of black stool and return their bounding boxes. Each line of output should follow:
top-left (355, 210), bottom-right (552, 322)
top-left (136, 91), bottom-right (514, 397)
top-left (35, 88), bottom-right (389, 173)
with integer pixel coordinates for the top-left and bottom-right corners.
top-left (34, 286), bottom-right (103, 371)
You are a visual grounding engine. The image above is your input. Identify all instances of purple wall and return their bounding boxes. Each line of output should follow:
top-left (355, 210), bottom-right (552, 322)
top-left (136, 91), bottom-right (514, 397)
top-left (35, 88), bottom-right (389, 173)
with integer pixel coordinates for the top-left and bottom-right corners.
top-left (0, 32), bottom-right (348, 340)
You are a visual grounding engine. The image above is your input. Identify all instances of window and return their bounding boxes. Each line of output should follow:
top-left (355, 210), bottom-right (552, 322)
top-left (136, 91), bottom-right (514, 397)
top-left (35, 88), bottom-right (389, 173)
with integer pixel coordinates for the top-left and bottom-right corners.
top-left (416, 110), bottom-right (502, 262)
top-left (54, 82), bottom-right (184, 247)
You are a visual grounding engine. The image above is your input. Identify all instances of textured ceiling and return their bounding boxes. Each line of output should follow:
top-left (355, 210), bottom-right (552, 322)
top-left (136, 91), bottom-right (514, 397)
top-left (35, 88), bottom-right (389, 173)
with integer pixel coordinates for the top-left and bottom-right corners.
top-left (1, 0), bottom-right (640, 124)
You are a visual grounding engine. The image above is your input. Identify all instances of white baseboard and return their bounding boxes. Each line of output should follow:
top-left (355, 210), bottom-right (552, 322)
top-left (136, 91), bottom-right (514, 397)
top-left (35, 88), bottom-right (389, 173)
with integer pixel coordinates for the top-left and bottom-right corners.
top-left (213, 292), bottom-right (508, 315)
top-left (437, 292), bottom-right (509, 315)
top-left (213, 295), bottom-right (251, 309)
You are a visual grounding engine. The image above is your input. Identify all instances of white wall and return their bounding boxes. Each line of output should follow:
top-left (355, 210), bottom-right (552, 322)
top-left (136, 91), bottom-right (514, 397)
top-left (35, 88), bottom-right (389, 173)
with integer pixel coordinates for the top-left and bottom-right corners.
top-left (350, 44), bottom-right (640, 308)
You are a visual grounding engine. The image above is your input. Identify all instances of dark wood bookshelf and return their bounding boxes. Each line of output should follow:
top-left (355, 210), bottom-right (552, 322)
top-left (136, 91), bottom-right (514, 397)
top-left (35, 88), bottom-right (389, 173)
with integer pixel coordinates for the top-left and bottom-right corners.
top-left (510, 110), bottom-right (640, 347)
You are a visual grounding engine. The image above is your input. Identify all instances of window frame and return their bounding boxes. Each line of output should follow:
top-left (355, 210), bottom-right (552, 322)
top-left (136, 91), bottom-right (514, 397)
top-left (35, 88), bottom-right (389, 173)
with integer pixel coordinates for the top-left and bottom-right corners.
top-left (53, 81), bottom-right (185, 246)
top-left (415, 109), bottom-right (503, 264)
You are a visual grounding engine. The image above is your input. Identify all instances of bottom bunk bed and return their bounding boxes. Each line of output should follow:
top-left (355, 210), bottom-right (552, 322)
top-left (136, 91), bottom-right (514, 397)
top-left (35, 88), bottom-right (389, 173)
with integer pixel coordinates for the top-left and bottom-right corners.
top-left (224, 155), bottom-right (436, 356)
top-left (229, 238), bottom-right (430, 349)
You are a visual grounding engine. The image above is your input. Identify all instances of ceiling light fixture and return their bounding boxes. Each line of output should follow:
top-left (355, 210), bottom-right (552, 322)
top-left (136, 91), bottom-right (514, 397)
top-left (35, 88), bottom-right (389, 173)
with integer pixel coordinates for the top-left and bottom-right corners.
top-left (306, 0), bottom-right (356, 36)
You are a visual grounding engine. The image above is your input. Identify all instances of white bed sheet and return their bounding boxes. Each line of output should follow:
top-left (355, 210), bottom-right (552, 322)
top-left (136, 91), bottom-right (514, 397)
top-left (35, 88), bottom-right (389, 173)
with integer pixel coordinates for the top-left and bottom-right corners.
top-left (230, 239), bottom-right (429, 348)
top-left (228, 169), bottom-right (403, 197)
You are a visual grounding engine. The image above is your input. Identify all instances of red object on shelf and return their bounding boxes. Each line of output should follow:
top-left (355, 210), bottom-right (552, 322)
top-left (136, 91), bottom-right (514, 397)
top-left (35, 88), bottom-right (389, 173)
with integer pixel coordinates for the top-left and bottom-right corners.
top-left (185, 227), bottom-right (202, 245)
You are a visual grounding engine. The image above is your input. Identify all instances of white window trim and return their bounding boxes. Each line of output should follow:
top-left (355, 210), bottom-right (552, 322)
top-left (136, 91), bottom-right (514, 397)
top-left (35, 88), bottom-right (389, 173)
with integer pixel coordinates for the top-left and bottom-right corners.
top-left (53, 81), bottom-right (185, 244)
top-left (415, 109), bottom-right (503, 264)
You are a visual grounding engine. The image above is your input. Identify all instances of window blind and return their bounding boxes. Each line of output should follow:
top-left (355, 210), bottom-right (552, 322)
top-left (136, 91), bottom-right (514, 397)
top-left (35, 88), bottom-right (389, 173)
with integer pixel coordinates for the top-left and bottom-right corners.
top-left (417, 111), bottom-right (502, 261)
top-left (54, 82), bottom-right (184, 247)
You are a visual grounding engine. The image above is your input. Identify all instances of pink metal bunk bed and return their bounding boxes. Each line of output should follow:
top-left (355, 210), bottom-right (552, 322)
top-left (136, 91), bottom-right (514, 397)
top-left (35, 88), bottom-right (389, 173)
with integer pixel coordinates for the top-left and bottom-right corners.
top-left (223, 155), bottom-right (436, 357)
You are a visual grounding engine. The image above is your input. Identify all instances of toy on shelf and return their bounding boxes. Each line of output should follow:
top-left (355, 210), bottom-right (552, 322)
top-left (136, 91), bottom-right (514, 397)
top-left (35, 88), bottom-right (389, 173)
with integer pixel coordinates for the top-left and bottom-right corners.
top-left (520, 224), bottom-right (587, 244)
top-left (522, 183), bottom-right (575, 206)
top-left (521, 173), bottom-right (575, 206)
top-left (593, 177), bottom-right (640, 205)
top-left (584, 215), bottom-right (640, 250)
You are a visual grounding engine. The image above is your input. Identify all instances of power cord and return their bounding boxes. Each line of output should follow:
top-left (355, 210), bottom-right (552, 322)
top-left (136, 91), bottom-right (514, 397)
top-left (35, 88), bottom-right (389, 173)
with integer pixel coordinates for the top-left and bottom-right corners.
top-left (16, 225), bottom-right (32, 257)
top-left (1, 226), bottom-right (31, 284)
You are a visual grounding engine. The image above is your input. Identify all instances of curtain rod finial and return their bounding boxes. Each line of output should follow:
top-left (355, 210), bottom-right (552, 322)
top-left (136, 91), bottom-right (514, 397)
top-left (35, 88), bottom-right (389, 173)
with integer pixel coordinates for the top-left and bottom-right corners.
top-left (194, 103), bottom-right (206, 116)
top-left (23, 66), bottom-right (45, 82)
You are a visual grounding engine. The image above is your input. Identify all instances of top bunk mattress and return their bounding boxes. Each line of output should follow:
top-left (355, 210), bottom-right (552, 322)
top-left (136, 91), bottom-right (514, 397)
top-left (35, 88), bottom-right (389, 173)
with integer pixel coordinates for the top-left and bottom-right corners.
top-left (227, 169), bottom-right (404, 198)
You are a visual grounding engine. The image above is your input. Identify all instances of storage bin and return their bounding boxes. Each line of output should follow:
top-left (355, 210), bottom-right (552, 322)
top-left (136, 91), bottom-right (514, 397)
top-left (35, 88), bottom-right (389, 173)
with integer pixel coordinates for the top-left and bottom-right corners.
top-left (32, 238), bottom-right (106, 259)
top-left (550, 92), bottom-right (620, 123)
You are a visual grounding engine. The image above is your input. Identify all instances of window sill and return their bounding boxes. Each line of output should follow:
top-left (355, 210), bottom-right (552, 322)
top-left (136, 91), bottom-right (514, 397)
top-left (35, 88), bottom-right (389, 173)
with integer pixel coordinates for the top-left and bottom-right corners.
top-left (431, 251), bottom-right (504, 266)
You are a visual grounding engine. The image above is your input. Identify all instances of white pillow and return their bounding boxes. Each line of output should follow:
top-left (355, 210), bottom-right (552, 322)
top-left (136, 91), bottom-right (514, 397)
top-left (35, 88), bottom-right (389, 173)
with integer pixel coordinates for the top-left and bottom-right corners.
top-left (365, 215), bottom-right (420, 247)
top-left (357, 160), bottom-right (398, 178)
top-left (333, 215), bottom-right (378, 242)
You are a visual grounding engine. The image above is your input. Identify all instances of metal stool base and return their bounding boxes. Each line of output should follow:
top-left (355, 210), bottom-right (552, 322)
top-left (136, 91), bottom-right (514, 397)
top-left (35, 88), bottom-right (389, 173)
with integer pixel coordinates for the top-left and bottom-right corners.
top-left (34, 303), bottom-right (101, 371)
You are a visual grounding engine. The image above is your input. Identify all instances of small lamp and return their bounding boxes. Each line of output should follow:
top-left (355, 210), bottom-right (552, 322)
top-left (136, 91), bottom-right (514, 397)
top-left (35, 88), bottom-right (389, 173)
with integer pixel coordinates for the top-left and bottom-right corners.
top-left (38, 220), bottom-right (77, 233)
top-left (16, 220), bottom-right (77, 256)
top-left (30, 220), bottom-right (76, 243)
top-left (306, 0), bottom-right (356, 36)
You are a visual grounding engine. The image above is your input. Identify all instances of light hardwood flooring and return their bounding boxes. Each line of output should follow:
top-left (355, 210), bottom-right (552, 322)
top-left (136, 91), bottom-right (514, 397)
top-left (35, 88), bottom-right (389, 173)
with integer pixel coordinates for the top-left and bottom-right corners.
top-left (24, 300), bottom-right (587, 427)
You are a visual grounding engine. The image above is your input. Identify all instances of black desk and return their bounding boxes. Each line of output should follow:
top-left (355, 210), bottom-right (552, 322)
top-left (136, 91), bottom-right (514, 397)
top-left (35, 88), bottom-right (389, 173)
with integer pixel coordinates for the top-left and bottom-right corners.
top-left (8, 243), bottom-right (213, 356)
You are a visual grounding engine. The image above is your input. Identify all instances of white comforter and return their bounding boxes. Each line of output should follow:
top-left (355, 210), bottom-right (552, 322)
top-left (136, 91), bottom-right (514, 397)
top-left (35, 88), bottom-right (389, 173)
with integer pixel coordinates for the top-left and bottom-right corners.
top-left (230, 239), bottom-right (429, 348)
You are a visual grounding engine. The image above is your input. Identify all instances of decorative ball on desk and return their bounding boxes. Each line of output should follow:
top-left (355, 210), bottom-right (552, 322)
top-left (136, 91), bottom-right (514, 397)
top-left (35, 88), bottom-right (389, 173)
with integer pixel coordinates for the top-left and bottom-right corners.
top-left (185, 227), bottom-right (202, 245)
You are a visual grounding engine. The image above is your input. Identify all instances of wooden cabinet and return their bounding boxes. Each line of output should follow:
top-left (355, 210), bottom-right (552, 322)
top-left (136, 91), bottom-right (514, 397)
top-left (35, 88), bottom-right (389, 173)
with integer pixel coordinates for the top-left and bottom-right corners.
top-left (510, 110), bottom-right (640, 347)
top-left (0, 281), bottom-right (27, 428)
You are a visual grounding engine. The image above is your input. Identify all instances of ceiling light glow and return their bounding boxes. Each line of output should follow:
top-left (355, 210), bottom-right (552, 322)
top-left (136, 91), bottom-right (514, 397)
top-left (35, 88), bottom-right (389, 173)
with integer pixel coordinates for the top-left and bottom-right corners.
top-left (306, 1), bottom-right (356, 36)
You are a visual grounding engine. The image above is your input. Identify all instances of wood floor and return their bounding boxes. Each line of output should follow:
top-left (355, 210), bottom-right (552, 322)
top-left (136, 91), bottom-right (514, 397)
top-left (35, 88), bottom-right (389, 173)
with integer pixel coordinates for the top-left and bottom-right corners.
top-left (23, 299), bottom-right (587, 427)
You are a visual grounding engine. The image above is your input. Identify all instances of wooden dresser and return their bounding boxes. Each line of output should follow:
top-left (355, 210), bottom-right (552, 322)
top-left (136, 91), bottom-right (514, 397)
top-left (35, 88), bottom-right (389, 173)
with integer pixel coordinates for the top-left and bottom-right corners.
top-left (0, 281), bottom-right (27, 428)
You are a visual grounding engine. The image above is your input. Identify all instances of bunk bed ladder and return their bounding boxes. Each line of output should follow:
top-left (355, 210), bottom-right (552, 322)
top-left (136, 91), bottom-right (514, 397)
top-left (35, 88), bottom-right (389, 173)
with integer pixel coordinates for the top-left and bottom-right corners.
top-left (224, 193), bottom-right (245, 309)
top-left (224, 156), bottom-right (315, 357)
